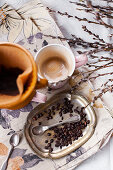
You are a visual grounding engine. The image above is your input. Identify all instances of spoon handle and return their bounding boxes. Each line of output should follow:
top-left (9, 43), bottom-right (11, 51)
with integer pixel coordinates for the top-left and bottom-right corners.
top-left (1, 146), bottom-right (14, 170)
top-left (49, 114), bottom-right (80, 129)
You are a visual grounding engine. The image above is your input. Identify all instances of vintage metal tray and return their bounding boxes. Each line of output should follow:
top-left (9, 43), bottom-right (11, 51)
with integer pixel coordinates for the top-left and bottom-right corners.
top-left (24, 91), bottom-right (96, 159)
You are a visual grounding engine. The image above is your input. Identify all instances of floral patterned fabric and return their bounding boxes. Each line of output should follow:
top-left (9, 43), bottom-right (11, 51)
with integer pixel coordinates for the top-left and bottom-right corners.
top-left (0, 0), bottom-right (113, 170)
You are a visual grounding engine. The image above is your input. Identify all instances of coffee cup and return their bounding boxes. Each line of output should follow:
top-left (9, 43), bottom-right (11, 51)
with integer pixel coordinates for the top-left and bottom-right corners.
top-left (35, 44), bottom-right (88, 89)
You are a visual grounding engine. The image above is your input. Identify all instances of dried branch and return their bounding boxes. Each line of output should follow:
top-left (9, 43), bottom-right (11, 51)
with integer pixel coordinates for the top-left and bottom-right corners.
top-left (89, 72), bottom-right (113, 80)
top-left (47, 1), bottom-right (113, 105)
top-left (47, 7), bottom-right (113, 29)
top-left (70, 1), bottom-right (113, 12)
top-left (82, 25), bottom-right (105, 43)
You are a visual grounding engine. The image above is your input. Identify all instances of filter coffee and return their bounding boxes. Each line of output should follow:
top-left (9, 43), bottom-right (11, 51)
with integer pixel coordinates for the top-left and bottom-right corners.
top-left (0, 65), bottom-right (23, 95)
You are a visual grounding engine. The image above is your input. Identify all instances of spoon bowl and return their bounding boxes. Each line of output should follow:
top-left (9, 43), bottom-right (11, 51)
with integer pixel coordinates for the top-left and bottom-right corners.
top-left (1, 133), bottom-right (21, 170)
top-left (10, 133), bottom-right (20, 147)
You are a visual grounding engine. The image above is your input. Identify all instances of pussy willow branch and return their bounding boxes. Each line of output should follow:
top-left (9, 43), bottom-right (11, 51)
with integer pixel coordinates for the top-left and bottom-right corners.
top-left (43, 33), bottom-right (107, 50)
top-left (89, 72), bottom-right (113, 80)
top-left (86, 63), bottom-right (113, 69)
top-left (84, 84), bottom-right (113, 108)
top-left (93, 84), bottom-right (113, 102)
top-left (47, 1), bottom-right (113, 105)
top-left (69, 1), bottom-right (113, 29)
top-left (85, 0), bottom-right (113, 29)
top-left (82, 61), bottom-right (113, 75)
top-left (92, 79), bottom-right (113, 93)
top-left (76, 8), bottom-right (113, 19)
top-left (86, 57), bottom-right (113, 65)
top-left (102, 0), bottom-right (113, 2)
top-left (89, 55), bottom-right (113, 60)
top-left (46, 7), bottom-right (113, 52)
top-left (82, 25), bottom-right (105, 44)
top-left (70, 1), bottom-right (113, 12)
top-left (102, 79), bottom-right (113, 87)
top-left (47, 7), bottom-right (113, 29)
top-left (88, 58), bottom-right (112, 65)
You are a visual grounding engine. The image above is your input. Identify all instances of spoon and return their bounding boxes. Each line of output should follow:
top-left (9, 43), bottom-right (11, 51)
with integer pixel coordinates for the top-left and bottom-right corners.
top-left (1, 133), bottom-right (20, 170)
top-left (32, 114), bottom-right (81, 135)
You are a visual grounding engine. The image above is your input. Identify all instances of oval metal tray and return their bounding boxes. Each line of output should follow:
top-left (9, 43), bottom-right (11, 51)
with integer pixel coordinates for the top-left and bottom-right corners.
top-left (24, 91), bottom-right (96, 159)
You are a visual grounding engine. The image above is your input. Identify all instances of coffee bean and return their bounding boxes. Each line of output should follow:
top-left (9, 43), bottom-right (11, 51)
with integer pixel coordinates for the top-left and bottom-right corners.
top-left (81, 120), bottom-right (85, 124)
top-left (57, 136), bottom-right (61, 140)
top-left (81, 113), bottom-right (86, 118)
top-left (56, 140), bottom-right (60, 144)
top-left (47, 133), bottom-right (51, 136)
top-left (45, 140), bottom-right (48, 143)
top-left (40, 113), bottom-right (43, 117)
top-left (48, 109), bottom-right (51, 114)
top-left (48, 112), bottom-right (51, 115)
top-left (66, 142), bottom-right (68, 146)
top-left (49, 147), bottom-right (53, 152)
top-left (45, 146), bottom-right (48, 149)
top-left (53, 134), bottom-right (57, 138)
top-left (48, 87), bottom-right (52, 91)
top-left (70, 110), bottom-right (73, 113)
top-left (70, 104), bottom-right (73, 108)
top-left (46, 117), bottom-right (49, 120)
top-left (52, 111), bottom-right (55, 115)
top-left (59, 113), bottom-right (62, 117)
top-left (81, 107), bottom-right (85, 112)
top-left (61, 117), bottom-right (64, 120)
top-left (60, 145), bottom-right (62, 149)
top-left (59, 120), bottom-right (62, 123)
top-left (32, 117), bottom-right (36, 121)
top-left (57, 103), bottom-right (60, 106)
top-left (87, 120), bottom-right (90, 124)
top-left (80, 133), bottom-right (83, 137)
top-left (52, 106), bottom-right (55, 110)
top-left (49, 116), bottom-right (53, 119)
top-left (47, 143), bottom-right (51, 147)
top-left (39, 122), bottom-right (42, 125)
top-left (64, 97), bottom-right (68, 102)
top-left (54, 128), bottom-right (58, 133)
top-left (75, 136), bottom-right (78, 140)
top-left (80, 124), bottom-right (85, 129)
top-left (70, 114), bottom-right (73, 117)
top-left (50, 139), bottom-right (54, 143)
top-left (69, 140), bottom-right (72, 145)
top-left (55, 144), bottom-right (59, 147)
top-left (37, 114), bottom-right (40, 118)
top-left (56, 107), bottom-right (59, 111)
top-left (76, 106), bottom-right (79, 110)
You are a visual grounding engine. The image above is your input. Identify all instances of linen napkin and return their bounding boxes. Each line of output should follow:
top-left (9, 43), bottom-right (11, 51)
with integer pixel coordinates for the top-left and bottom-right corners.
top-left (0, 1), bottom-right (113, 170)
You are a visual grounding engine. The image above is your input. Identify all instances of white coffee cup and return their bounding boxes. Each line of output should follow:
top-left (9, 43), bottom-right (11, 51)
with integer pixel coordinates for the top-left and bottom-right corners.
top-left (35, 44), bottom-right (87, 89)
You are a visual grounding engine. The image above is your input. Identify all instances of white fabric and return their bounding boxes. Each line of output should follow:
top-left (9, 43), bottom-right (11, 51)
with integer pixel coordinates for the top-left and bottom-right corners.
top-left (0, 0), bottom-right (113, 170)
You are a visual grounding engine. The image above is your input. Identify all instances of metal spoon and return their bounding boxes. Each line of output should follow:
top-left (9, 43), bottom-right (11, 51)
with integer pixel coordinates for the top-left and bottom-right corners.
top-left (1, 133), bottom-right (20, 170)
top-left (32, 114), bottom-right (81, 135)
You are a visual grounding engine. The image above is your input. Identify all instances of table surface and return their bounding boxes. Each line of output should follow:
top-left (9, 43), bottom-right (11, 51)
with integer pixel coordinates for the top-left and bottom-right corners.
top-left (0, 0), bottom-right (113, 170)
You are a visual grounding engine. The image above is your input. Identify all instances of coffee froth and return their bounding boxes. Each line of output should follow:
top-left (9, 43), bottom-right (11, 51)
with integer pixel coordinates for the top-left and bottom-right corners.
top-left (40, 56), bottom-right (69, 82)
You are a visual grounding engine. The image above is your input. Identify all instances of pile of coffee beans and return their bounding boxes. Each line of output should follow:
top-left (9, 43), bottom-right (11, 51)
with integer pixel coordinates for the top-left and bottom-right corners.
top-left (52, 107), bottom-right (90, 149)
top-left (42, 97), bottom-right (90, 153)
top-left (32, 97), bottom-right (90, 152)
